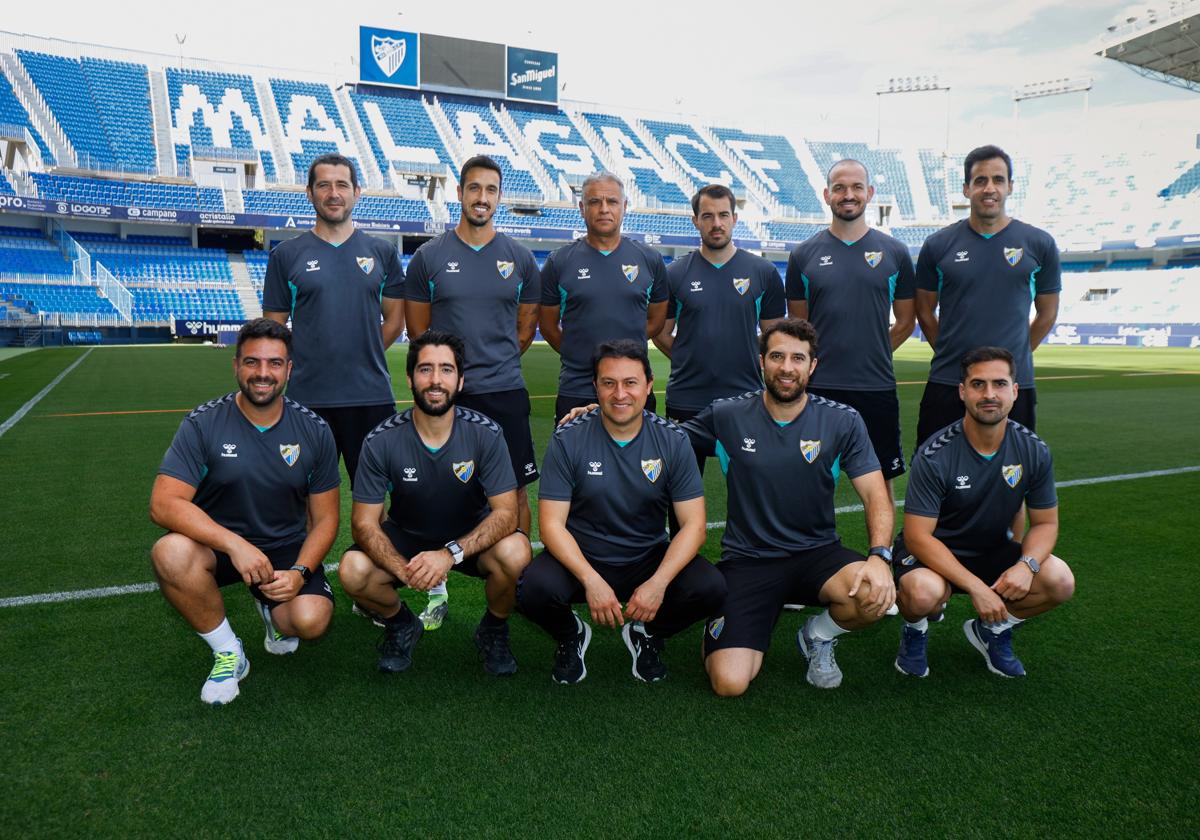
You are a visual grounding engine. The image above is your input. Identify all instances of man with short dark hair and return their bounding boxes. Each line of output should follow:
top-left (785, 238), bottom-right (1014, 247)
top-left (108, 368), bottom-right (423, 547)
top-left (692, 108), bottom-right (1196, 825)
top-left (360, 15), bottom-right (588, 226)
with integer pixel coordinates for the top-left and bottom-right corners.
top-left (894, 346), bottom-right (1074, 679)
top-left (519, 339), bottom-right (725, 684)
top-left (338, 331), bottom-right (531, 676)
top-left (684, 319), bottom-right (896, 695)
top-left (262, 153), bottom-right (405, 483)
top-left (150, 318), bottom-right (340, 705)
top-left (654, 184), bottom-right (784, 468)
top-left (914, 145), bottom-right (1060, 449)
top-left (786, 159), bottom-right (916, 497)
top-left (539, 172), bottom-right (669, 422)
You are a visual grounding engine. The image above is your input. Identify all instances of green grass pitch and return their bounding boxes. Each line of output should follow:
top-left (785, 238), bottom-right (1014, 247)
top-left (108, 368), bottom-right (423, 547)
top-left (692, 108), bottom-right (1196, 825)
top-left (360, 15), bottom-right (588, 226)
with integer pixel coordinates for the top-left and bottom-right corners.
top-left (0, 342), bottom-right (1197, 838)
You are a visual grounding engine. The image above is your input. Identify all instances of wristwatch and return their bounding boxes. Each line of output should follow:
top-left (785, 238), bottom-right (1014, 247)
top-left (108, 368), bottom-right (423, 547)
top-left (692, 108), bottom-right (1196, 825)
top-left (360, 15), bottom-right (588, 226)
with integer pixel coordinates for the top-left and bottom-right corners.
top-left (445, 540), bottom-right (465, 565)
top-left (868, 545), bottom-right (893, 565)
top-left (289, 564), bottom-right (312, 583)
top-left (1020, 555), bottom-right (1041, 575)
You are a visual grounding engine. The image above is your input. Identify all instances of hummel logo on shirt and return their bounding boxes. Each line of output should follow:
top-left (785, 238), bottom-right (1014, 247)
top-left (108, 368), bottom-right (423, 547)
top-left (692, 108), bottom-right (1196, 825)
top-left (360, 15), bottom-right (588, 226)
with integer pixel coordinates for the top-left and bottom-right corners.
top-left (741, 438), bottom-right (756, 453)
top-left (402, 467), bottom-right (418, 482)
top-left (955, 251), bottom-right (970, 263)
top-left (955, 474), bottom-right (971, 490)
top-left (306, 260), bottom-right (320, 272)
top-left (446, 262), bottom-right (460, 273)
top-left (578, 268), bottom-right (591, 279)
top-left (587, 460), bottom-right (603, 476)
top-left (819, 255), bottom-right (832, 266)
top-left (690, 280), bottom-right (703, 292)
top-left (221, 443), bottom-right (238, 458)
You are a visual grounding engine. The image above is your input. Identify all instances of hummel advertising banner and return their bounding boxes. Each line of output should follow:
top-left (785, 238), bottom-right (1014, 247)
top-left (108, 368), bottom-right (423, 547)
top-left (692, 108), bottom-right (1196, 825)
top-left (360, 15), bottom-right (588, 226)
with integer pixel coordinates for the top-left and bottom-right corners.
top-left (359, 26), bottom-right (419, 89)
top-left (507, 47), bottom-right (558, 104)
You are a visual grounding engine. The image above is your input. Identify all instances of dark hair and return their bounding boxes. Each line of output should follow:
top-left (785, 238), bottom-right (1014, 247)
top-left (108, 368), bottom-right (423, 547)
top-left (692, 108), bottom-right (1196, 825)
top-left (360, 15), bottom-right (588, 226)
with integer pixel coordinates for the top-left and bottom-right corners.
top-left (459, 154), bottom-right (503, 189)
top-left (827, 158), bottom-right (870, 184)
top-left (236, 317), bottom-right (292, 357)
top-left (307, 153), bottom-right (359, 191)
top-left (959, 346), bottom-right (1015, 381)
top-left (963, 145), bottom-right (1012, 186)
top-left (406, 330), bottom-right (466, 378)
top-left (759, 318), bottom-right (819, 359)
top-left (691, 183), bottom-right (736, 216)
top-left (591, 339), bottom-right (653, 382)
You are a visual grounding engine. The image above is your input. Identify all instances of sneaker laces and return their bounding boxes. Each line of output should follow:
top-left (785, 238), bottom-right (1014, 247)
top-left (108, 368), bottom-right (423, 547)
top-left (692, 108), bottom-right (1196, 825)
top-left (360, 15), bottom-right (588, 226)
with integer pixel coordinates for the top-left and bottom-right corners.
top-left (813, 636), bottom-right (839, 672)
top-left (209, 650), bottom-right (240, 681)
top-left (378, 619), bottom-right (413, 657)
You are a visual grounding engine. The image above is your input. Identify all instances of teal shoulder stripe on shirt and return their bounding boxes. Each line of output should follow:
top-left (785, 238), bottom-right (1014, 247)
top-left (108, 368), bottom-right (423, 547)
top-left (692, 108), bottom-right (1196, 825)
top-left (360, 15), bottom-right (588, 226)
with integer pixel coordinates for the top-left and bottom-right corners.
top-left (755, 292), bottom-right (763, 320)
top-left (888, 270), bottom-right (899, 303)
top-left (559, 287), bottom-right (568, 320)
top-left (935, 266), bottom-right (944, 295)
top-left (427, 279), bottom-right (435, 303)
top-left (801, 273), bottom-right (811, 299)
top-left (287, 280), bottom-right (298, 318)
top-left (675, 299), bottom-right (683, 322)
top-left (831, 454), bottom-right (841, 486)
top-left (1028, 265), bottom-right (1041, 301)
top-left (714, 440), bottom-right (731, 475)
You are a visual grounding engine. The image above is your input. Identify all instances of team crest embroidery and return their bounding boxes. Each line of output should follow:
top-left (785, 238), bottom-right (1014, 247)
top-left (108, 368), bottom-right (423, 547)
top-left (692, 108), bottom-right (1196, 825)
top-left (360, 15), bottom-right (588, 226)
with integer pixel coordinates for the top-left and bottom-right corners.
top-left (452, 460), bottom-right (476, 483)
top-left (1002, 464), bottom-right (1023, 488)
top-left (496, 260), bottom-right (514, 279)
top-left (800, 439), bottom-right (821, 463)
top-left (371, 35), bottom-right (406, 78)
top-left (864, 251), bottom-right (883, 268)
top-left (621, 264), bottom-right (639, 283)
top-left (708, 616), bottom-right (725, 640)
top-left (641, 458), bottom-right (663, 483)
top-left (356, 256), bottom-right (375, 274)
top-left (1004, 247), bottom-right (1023, 267)
top-left (279, 444), bottom-right (301, 467)
top-left (732, 277), bottom-right (750, 295)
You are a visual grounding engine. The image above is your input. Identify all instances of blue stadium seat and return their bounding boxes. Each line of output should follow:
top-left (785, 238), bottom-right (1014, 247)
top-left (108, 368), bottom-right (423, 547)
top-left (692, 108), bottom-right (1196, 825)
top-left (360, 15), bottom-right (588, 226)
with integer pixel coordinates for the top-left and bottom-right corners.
top-left (642, 119), bottom-right (745, 193)
top-left (349, 91), bottom-right (450, 181)
top-left (708, 126), bottom-right (822, 215)
top-left (506, 106), bottom-right (598, 188)
top-left (807, 141), bottom-right (915, 219)
top-left (0, 70), bottom-right (55, 164)
top-left (580, 112), bottom-right (688, 207)
top-left (270, 78), bottom-right (362, 185)
top-left (440, 101), bottom-right (543, 199)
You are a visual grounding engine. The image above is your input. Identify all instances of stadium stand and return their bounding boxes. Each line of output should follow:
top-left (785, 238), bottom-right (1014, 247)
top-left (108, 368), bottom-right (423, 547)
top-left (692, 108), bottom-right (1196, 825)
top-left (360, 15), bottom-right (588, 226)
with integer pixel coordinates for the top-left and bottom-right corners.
top-left (0, 227), bottom-right (73, 278)
top-left (0, 281), bottom-right (119, 317)
top-left (438, 100), bottom-right (543, 199)
top-left (890, 226), bottom-right (941, 248)
top-left (506, 105), bottom-right (598, 192)
top-left (919, 149), bottom-right (951, 216)
top-left (708, 126), bottom-right (823, 215)
top-left (763, 221), bottom-right (823, 242)
top-left (807, 140), bottom-right (916, 219)
top-left (349, 91), bottom-right (452, 184)
top-left (0, 70), bottom-right (55, 164)
top-left (578, 111), bottom-right (690, 207)
top-left (642, 119), bottom-right (746, 194)
top-left (1160, 160), bottom-right (1200, 198)
top-left (30, 173), bottom-right (225, 212)
top-left (165, 66), bottom-right (272, 179)
top-left (270, 78), bottom-right (363, 185)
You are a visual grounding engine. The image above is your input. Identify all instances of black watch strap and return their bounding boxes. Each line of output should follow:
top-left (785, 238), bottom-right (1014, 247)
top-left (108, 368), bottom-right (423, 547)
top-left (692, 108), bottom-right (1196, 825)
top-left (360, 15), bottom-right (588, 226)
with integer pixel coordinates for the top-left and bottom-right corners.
top-left (289, 564), bottom-right (312, 583)
top-left (868, 545), bottom-right (893, 564)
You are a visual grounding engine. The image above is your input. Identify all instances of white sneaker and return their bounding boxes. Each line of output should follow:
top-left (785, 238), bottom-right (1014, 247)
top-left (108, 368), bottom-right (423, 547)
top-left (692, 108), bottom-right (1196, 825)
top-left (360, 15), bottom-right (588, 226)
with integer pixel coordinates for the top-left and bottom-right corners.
top-left (256, 600), bottom-right (299, 655)
top-left (797, 617), bottom-right (843, 689)
top-left (200, 645), bottom-right (249, 705)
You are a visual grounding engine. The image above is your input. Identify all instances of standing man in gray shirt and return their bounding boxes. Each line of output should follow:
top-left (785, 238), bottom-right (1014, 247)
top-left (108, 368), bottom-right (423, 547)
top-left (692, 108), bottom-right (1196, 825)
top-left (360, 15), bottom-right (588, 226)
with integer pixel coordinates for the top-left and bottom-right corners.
top-left (262, 153), bottom-right (405, 483)
top-left (539, 172), bottom-right (669, 422)
top-left (914, 145), bottom-right (1060, 449)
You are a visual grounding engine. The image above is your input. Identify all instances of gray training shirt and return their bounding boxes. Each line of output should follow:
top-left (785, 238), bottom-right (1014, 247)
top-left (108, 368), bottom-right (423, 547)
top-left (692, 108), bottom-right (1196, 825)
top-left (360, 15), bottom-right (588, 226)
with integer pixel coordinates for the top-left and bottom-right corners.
top-left (354, 407), bottom-right (517, 548)
top-left (904, 419), bottom-right (1057, 558)
top-left (403, 231), bottom-right (540, 395)
top-left (916, 219), bottom-right (1061, 388)
top-left (682, 392), bottom-right (880, 561)
top-left (158, 394), bottom-right (341, 550)
top-left (538, 410), bottom-right (704, 566)
top-left (262, 230), bottom-right (404, 407)
top-left (786, 227), bottom-right (915, 390)
top-left (665, 248), bottom-right (785, 413)
top-left (540, 237), bottom-right (668, 399)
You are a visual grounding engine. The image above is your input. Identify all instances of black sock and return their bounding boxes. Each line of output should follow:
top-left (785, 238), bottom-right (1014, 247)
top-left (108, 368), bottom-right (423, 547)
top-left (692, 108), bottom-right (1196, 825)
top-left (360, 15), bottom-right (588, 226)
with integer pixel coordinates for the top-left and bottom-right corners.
top-left (384, 601), bottom-right (413, 626)
top-left (480, 609), bottom-right (506, 628)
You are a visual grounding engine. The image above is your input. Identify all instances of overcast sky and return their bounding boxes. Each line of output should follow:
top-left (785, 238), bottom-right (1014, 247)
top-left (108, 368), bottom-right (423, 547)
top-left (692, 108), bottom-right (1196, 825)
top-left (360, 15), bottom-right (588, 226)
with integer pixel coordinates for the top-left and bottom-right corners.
top-left (4, 0), bottom-right (1196, 149)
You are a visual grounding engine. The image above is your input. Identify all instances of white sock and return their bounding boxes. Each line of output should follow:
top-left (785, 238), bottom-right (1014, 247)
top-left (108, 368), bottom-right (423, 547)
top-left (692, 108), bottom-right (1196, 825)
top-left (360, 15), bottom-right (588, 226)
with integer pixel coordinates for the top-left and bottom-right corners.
top-left (199, 618), bottom-right (239, 654)
top-left (906, 617), bottom-right (929, 633)
top-left (808, 609), bottom-right (848, 641)
top-left (429, 582), bottom-right (448, 598)
top-left (986, 612), bottom-right (1025, 634)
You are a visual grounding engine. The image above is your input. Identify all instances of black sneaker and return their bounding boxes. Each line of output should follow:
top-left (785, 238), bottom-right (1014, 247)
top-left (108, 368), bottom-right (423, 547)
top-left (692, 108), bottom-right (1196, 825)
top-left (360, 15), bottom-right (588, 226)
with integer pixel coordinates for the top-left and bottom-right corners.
top-left (552, 613), bottom-right (592, 685)
top-left (622, 621), bottom-right (667, 682)
top-left (474, 617), bottom-right (517, 676)
top-left (376, 607), bottom-right (423, 673)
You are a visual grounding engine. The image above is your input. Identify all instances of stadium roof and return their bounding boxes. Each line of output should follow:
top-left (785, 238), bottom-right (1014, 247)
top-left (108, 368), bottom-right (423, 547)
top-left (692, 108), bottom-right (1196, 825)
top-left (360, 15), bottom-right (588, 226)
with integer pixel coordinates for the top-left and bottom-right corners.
top-left (1096, 2), bottom-right (1200, 92)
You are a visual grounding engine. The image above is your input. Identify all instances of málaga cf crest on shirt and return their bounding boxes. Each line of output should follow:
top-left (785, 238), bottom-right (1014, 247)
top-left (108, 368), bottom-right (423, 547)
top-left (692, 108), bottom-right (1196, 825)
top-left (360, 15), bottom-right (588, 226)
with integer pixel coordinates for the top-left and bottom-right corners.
top-left (279, 444), bottom-right (301, 467)
top-left (641, 458), bottom-right (663, 483)
top-left (864, 251), bottom-right (883, 269)
top-left (1004, 248), bottom-right (1023, 267)
top-left (732, 277), bottom-right (750, 295)
top-left (622, 264), bottom-right (639, 283)
top-left (800, 439), bottom-right (821, 463)
top-left (356, 256), bottom-right (375, 274)
top-left (1003, 464), bottom-right (1023, 488)
top-left (496, 260), bottom-right (514, 280)
top-left (453, 460), bottom-right (475, 483)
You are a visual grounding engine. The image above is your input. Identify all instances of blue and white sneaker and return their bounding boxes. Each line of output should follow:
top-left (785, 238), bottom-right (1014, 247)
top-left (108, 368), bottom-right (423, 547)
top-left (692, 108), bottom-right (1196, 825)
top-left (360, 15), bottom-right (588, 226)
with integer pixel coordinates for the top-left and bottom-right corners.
top-left (964, 619), bottom-right (1026, 677)
top-left (895, 624), bottom-right (929, 677)
top-left (797, 617), bottom-right (842, 689)
top-left (255, 599), bottom-right (299, 655)
top-left (200, 644), bottom-right (249, 705)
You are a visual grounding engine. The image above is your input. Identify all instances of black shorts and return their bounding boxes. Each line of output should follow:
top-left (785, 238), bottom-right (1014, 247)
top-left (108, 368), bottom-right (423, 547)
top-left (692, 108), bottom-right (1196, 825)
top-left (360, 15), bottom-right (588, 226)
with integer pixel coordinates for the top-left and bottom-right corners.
top-left (893, 534), bottom-right (1022, 593)
top-left (347, 518), bottom-right (488, 581)
top-left (213, 540), bottom-right (334, 609)
top-left (916, 382), bottom-right (1036, 452)
top-left (555, 391), bottom-right (657, 424)
top-left (808, 386), bottom-right (905, 480)
top-left (703, 541), bottom-right (863, 655)
top-left (311, 403), bottom-right (396, 486)
top-left (456, 388), bottom-right (539, 487)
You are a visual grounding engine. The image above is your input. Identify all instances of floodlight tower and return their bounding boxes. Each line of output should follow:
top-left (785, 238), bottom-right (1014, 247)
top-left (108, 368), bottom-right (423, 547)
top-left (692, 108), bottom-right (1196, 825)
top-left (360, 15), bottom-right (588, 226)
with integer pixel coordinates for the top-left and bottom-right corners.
top-left (875, 75), bottom-right (951, 150)
top-left (1012, 78), bottom-right (1094, 120)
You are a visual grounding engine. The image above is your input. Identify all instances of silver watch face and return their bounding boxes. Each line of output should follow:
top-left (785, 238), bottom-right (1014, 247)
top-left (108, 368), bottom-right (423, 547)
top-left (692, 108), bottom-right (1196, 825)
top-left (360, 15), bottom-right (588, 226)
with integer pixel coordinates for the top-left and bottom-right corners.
top-left (1023, 556), bottom-right (1040, 574)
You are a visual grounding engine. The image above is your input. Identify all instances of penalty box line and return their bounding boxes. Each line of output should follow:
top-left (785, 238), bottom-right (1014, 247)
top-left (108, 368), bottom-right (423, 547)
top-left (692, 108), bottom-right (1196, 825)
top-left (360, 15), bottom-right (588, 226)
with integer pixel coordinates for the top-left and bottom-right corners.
top-left (1, 463), bottom-right (1197, 610)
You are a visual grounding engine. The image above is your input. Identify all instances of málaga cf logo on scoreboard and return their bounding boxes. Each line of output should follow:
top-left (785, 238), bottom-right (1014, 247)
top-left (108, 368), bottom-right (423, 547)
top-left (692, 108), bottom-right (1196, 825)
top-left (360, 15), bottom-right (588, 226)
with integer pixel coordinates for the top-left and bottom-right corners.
top-left (372, 35), bottom-right (407, 78)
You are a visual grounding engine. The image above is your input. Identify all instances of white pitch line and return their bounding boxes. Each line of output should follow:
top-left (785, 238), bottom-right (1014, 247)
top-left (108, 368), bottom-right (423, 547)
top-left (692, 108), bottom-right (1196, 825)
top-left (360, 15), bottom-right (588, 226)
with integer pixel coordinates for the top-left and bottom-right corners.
top-left (0, 348), bottom-right (93, 439)
top-left (2, 463), bottom-right (1198, 610)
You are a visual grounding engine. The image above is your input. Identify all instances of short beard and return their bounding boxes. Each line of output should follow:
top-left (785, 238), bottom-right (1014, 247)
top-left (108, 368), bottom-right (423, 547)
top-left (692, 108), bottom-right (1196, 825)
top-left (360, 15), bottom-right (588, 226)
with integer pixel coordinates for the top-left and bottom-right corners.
top-left (413, 387), bottom-right (456, 417)
top-left (238, 379), bottom-right (283, 407)
top-left (765, 378), bottom-right (805, 405)
top-left (832, 204), bottom-right (864, 222)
